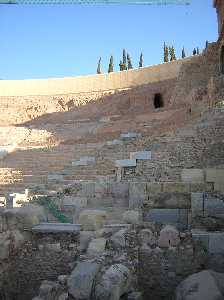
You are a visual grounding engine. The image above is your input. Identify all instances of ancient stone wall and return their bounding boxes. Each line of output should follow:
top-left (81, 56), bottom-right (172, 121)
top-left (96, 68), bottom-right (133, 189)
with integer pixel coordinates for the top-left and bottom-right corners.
top-left (0, 60), bottom-right (183, 97)
top-left (0, 78), bottom-right (176, 126)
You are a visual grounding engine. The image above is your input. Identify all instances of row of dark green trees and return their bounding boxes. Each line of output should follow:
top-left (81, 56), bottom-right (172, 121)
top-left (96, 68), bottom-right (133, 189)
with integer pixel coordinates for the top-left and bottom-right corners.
top-left (97, 49), bottom-right (142, 74)
top-left (97, 44), bottom-right (201, 74)
top-left (163, 42), bottom-right (200, 62)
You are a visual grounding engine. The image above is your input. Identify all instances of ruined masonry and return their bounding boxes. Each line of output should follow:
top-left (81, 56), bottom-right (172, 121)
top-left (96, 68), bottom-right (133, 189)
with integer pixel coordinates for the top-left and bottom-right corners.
top-left (0, 1), bottom-right (224, 300)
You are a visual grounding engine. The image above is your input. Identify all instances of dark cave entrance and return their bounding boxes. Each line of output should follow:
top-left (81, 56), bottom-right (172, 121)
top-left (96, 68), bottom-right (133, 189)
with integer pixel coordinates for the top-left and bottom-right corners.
top-left (153, 93), bottom-right (164, 109)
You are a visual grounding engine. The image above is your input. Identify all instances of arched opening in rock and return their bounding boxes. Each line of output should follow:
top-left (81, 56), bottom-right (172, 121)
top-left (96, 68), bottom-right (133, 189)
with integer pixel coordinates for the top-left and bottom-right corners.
top-left (153, 93), bottom-right (164, 109)
top-left (221, 46), bottom-right (224, 74)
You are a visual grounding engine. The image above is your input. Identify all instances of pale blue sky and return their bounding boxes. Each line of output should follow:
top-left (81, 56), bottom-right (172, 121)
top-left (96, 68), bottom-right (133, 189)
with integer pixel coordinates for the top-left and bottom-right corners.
top-left (0, 0), bottom-right (218, 79)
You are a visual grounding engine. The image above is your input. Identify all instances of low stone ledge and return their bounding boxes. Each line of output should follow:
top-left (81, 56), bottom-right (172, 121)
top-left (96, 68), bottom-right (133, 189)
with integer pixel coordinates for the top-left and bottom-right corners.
top-left (130, 151), bottom-right (152, 160)
top-left (115, 159), bottom-right (137, 168)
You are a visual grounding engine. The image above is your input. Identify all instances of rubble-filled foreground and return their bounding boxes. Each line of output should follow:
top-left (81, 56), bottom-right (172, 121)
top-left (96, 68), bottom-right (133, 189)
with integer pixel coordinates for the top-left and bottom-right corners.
top-left (0, 203), bottom-right (224, 300)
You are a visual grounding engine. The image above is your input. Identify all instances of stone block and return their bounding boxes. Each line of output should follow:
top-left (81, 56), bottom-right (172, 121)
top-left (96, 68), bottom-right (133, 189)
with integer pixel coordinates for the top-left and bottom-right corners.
top-left (120, 132), bottom-right (141, 140)
top-left (204, 196), bottom-right (224, 218)
top-left (144, 209), bottom-right (188, 230)
top-left (122, 210), bottom-right (142, 224)
top-left (80, 231), bottom-right (96, 251)
top-left (128, 292), bottom-right (143, 300)
top-left (78, 210), bottom-right (108, 231)
top-left (68, 261), bottom-right (101, 300)
top-left (63, 196), bottom-right (87, 208)
top-left (95, 264), bottom-right (132, 300)
top-left (47, 174), bottom-right (63, 181)
top-left (181, 169), bottom-right (204, 183)
top-left (130, 151), bottom-right (152, 160)
top-left (138, 229), bottom-right (156, 246)
top-left (214, 182), bottom-right (224, 192)
top-left (106, 139), bottom-right (123, 146)
top-left (163, 182), bottom-right (190, 193)
top-left (45, 243), bottom-right (61, 252)
top-left (81, 182), bottom-right (95, 196)
top-left (129, 182), bottom-right (147, 209)
top-left (87, 238), bottom-right (106, 255)
top-left (147, 183), bottom-right (162, 194)
top-left (109, 182), bottom-right (129, 199)
top-left (158, 225), bottom-right (180, 248)
top-left (206, 169), bottom-right (224, 183)
top-left (115, 159), bottom-right (137, 168)
top-left (111, 229), bottom-right (127, 248)
top-left (209, 233), bottom-right (224, 254)
top-left (191, 230), bottom-right (210, 251)
top-left (175, 270), bottom-right (224, 300)
top-left (191, 193), bottom-right (204, 218)
top-left (190, 182), bottom-right (214, 192)
top-left (147, 192), bottom-right (191, 209)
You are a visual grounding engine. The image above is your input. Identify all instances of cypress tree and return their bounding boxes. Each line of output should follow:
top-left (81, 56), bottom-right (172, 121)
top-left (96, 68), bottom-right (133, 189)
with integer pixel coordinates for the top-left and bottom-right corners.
top-left (108, 55), bottom-right (114, 73)
top-left (197, 47), bottom-right (200, 55)
top-left (169, 46), bottom-right (176, 61)
top-left (206, 40), bottom-right (209, 49)
top-left (122, 49), bottom-right (127, 70)
top-left (182, 47), bottom-right (186, 59)
top-left (193, 48), bottom-right (197, 55)
top-left (164, 45), bottom-right (169, 63)
top-left (127, 53), bottom-right (133, 69)
top-left (97, 57), bottom-right (102, 74)
top-left (119, 60), bottom-right (125, 71)
top-left (139, 52), bottom-right (143, 68)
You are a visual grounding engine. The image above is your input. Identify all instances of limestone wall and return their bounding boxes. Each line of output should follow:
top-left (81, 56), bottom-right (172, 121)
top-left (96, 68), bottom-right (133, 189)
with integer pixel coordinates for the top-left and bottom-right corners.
top-left (0, 60), bottom-right (184, 97)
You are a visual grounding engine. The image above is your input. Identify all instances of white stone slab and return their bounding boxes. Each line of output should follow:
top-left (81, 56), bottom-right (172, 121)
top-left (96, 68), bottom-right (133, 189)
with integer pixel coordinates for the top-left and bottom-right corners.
top-left (80, 156), bottom-right (95, 162)
top-left (106, 139), bottom-right (123, 146)
top-left (130, 151), bottom-right (151, 160)
top-left (115, 159), bottom-right (137, 168)
top-left (32, 222), bottom-right (82, 233)
top-left (47, 174), bottom-right (64, 181)
top-left (120, 132), bottom-right (141, 139)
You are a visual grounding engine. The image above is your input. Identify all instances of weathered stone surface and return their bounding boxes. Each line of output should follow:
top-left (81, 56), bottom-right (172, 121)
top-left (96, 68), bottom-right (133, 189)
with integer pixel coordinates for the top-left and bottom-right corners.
top-left (87, 238), bottom-right (106, 256)
top-left (138, 229), bottom-right (156, 246)
top-left (115, 159), bottom-right (137, 168)
top-left (206, 169), bottom-right (224, 183)
top-left (144, 208), bottom-right (188, 230)
top-left (122, 210), bottom-right (142, 225)
top-left (48, 174), bottom-right (64, 181)
top-left (45, 243), bottom-right (61, 252)
top-left (67, 261), bottom-right (101, 300)
top-left (120, 132), bottom-right (141, 139)
top-left (111, 229), bottom-right (127, 248)
top-left (181, 169), bottom-right (204, 183)
top-left (158, 225), bottom-right (180, 248)
top-left (209, 232), bottom-right (224, 254)
top-left (130, 151), bottom-right (152, 160)
top-left (0, 232), bottom-right (10, 260)
top-left (95, 264), bottom-right (132, 300)
top-left (163, 182), bottom-right (190, 193)
top-left (146, 192), bottom-right (191, 209)
top-left (191, 193), bottom-right (204, 217)
top-left (4, 204), bottom-right (45, 231)
top-left (175, 270), bottom-right (224, 300)
top-left (129, 182), bottom-right (147, 208)
top-left (128, 291), bottom-right (143, 300)
top-left (80, 231), bottom-right (96, 251)
top-left (39, 280), bottom-right (58, 299)
top-left (78, 210), bottom-right (108, 231)
top-left (63, 196), bottom-right (87, 208)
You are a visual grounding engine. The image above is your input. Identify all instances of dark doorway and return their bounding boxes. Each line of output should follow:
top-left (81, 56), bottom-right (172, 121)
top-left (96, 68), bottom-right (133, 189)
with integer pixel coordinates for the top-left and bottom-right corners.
top-left (221, 46), bottom-right (224, 74)
top-left (153, 93), bottom-right (164, 109)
